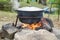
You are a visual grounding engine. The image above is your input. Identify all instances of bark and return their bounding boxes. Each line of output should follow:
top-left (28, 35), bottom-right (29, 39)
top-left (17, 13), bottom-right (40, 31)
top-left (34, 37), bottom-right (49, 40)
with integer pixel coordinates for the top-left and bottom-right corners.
top-left (10, 0), bottom-right (20, 10)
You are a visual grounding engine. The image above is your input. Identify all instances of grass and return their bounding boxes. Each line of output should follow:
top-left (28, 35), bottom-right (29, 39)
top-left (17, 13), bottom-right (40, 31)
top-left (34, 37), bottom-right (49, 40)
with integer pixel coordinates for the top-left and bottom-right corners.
top-left (0, 11), bottom-right (16, 22)
top-left (20, 2), bottom-right (46, 8)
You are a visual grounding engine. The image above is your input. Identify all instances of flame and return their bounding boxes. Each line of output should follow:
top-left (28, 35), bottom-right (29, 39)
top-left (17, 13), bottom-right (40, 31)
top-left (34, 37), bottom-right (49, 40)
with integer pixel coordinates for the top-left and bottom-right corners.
top-left (22, 22), bottom-right (42, 30)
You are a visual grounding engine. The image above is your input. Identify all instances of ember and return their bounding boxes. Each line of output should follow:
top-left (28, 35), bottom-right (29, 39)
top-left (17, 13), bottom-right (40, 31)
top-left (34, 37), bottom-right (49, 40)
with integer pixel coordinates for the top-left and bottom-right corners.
top-left (22, 22), bottom-right (42, 30)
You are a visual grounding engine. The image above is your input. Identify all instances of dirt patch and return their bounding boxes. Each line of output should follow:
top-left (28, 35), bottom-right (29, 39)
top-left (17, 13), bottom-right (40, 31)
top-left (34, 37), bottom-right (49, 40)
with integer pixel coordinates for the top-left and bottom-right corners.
top-left (43, 14), bottom-right (60, 29)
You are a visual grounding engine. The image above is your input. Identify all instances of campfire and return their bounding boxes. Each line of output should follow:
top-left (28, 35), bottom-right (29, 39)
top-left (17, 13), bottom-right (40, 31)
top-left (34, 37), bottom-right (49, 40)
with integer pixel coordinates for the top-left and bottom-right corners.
top-left (22, 21), bottom-right (42, 30)
top-left (14, 7), bottom-right (53, 31)
top-left (0, 7), bottom-right (54, 40)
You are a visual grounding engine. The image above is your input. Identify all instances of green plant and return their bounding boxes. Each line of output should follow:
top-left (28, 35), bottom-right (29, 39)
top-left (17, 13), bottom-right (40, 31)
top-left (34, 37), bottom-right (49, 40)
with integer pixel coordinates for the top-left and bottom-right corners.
top-left (0, 0), bottom-right (11, 11)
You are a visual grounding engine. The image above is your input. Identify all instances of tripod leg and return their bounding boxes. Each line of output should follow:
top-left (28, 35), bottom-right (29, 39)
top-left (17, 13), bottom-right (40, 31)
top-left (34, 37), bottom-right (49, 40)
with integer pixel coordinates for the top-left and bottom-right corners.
top-left (15, 16), bottom-right (18, 27)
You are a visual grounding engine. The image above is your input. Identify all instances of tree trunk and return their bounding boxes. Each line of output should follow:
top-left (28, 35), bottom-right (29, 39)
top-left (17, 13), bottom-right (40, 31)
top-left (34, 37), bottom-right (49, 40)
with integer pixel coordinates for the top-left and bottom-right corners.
top-left (36, 0), bottom-right (38, 2)
top-left (27, 0), bottom-right (30, 3)
top-left (39, 0), bottom-right (47, 5)
top-left (11, 0), bottom-right (20, 11)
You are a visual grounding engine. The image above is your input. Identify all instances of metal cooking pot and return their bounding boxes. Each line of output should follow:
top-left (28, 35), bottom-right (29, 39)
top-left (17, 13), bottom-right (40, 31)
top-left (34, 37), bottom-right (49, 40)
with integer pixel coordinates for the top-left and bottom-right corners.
top-left (16, 7), bottom-right (44, 24)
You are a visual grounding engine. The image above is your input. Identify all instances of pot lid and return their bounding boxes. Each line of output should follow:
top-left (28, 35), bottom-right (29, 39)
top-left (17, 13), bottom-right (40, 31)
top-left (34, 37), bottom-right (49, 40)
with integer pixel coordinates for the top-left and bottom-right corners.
top-left (17, 7), bottom-right (44, 11)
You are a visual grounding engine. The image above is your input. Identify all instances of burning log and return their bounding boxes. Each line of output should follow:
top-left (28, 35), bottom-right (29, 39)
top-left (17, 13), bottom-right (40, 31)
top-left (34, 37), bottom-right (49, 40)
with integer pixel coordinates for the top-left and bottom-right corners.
top-left (21, 22), bottom-right (42, 30)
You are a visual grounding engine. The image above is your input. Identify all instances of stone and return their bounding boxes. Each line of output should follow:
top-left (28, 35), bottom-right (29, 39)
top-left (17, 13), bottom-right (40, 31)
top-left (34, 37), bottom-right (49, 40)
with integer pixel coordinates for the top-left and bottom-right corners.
top-left (36, 29), bottom-right (58, 40)
top-left (14, 29), bottom-right (58, 40)
top-left (53, 28), bottom-right (60, 40)
top-left (2, 23), bottom-right (19, 39)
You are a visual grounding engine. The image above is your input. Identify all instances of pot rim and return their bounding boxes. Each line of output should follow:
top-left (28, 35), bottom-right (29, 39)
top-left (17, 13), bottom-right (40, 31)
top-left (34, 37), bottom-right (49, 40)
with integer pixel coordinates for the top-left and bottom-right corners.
top-left (16, 7), bottom-right (44, 11)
